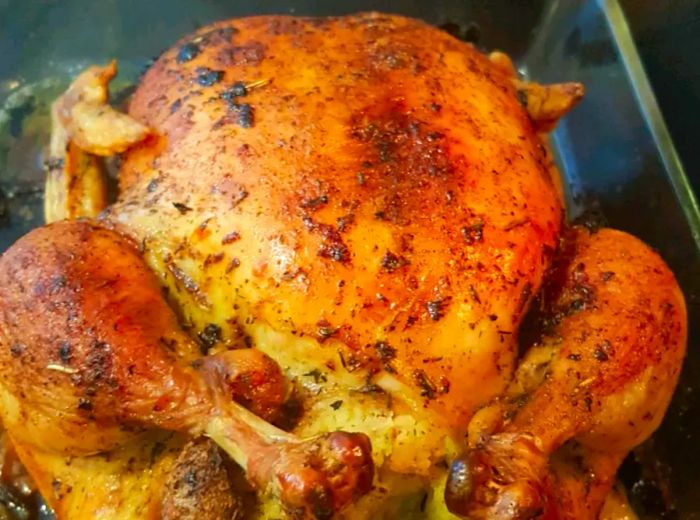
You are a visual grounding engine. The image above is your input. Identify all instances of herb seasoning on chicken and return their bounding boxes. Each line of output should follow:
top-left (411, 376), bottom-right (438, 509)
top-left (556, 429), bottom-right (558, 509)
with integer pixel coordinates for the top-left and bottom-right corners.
top-left (0, 12), bottom-right (686, 520)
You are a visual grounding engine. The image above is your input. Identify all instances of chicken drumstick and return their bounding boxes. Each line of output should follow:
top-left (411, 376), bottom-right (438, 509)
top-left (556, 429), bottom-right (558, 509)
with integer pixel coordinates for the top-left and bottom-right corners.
top-left (0, 220), bottom-right (374, 519)
top-left (445, 227), bottom-right (686, 519)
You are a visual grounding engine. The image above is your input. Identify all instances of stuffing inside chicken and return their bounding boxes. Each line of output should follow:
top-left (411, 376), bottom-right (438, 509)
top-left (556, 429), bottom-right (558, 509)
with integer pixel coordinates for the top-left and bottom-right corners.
top-left (0, 12), bottom-right (686, 520)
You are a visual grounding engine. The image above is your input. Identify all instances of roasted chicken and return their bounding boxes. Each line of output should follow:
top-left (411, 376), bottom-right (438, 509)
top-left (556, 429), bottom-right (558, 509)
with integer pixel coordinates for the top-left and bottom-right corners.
top-left (0, 13), bottom-right (686, 520)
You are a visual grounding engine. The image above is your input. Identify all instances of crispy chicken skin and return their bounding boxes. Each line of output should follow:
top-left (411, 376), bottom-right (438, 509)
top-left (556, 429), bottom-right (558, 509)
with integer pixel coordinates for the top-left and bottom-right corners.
top-left (115, 13), bottom-right (563, 429)
top-left (0, 12), bottom-right (687, 520)
top-left (446, 228), bottom-right (686, 518)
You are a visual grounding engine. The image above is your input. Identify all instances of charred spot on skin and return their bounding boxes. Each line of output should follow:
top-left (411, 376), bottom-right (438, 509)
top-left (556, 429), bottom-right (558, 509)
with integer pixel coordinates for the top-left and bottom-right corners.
top-left (593, 340), bottom-right (613, 362)
top-left (350, 104), bottom-right (455, 223)
top-left (84, 340), bottom-right (114, 388)
top-left (337, 214), bottom-right (355, 233)
top-left (176, 42), bottom-right (201, 63)
top-left (77, 398), bottom-right (93, 412)
top-left (304, 217), bottom-right (352, 264)
top-left (330, 400), bottom-right (343, 410)
top-left (568, 353), bottom-right (581, 361)
top-left (300, 195), bottom-right (329, 211)
top-left (461, 219), bottom-right (484, 245)
top-left (319, 242), bottom-right (350, 263)
top-left (203, 252), bottom-right (225, 268)
top-left (59, 341), bottom-right (72, 363)
top-left (600, 271), bottom-right (615, 282)
top-left (10, 343), bottom-right (26, 357)
top-left (169, 98), bottom-right (183, 114)
top-left (593, 348), bottom-right (608, 362)
top-left (380, 251), bottom-right (409, 273)
top-left (146, 179), bottom-right (159, 193)
top-left (222, 231), bottom-right (241, 244)
top-left (220, 81), bottom-right (248, 101)
top-left (173, 202), bottom-right (193, 214)
top-left (198, 324), bottom-right (222, 354)
top-left (217, 41), bottom-right (266, 67)
top-left (232, 103), bottom-right (254, 128)
top-left (195, 67), bottom-right (225, 87)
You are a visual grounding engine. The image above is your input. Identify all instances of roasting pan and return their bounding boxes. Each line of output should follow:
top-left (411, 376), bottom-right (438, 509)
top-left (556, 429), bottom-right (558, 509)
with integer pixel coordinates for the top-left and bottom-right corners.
top-left (1, 0), bottom-right (699, 518)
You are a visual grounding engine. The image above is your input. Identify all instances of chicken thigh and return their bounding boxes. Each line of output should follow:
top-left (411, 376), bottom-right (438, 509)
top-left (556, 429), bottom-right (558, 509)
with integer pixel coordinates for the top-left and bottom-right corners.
top-left (0, 12), bottom-right (686, 520)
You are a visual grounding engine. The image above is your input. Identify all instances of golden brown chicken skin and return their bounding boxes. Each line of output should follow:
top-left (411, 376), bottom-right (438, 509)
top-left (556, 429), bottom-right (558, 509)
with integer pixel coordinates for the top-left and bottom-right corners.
top-left (114, 12), bottom-right (563, 431)
top-left (0, 12), bottom-right (687, 520)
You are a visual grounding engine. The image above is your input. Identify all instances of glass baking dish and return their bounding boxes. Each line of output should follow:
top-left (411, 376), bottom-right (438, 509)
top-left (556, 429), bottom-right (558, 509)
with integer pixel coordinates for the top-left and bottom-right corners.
top-left (1, 0), bottom-right (698, 517)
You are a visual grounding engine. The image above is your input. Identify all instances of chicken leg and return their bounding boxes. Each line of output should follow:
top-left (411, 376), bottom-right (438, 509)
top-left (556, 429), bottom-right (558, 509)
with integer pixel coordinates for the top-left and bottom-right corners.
top-left (445, 227), bottom-right (686, 518)
top-left (0, 220), bottom-right (374, 518)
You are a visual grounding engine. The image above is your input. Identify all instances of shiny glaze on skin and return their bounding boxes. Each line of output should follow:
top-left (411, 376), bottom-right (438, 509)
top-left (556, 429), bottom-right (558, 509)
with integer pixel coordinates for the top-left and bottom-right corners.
top-left (112, 13), bottom-right (562, 429)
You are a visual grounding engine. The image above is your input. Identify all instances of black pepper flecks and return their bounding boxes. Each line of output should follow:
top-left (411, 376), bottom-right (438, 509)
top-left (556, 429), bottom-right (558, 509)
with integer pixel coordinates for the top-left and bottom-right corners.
top-left (231, 188), bottom-right (249, 208)
top-left (413, 369), bottom-right (437, 400)
top-left (330, 400), bottom-right (343, 410)
top-left (304, 369), bottom-right (327, 384)
top-left (319, 242), bottom-right (350, 263)
top-left (593, 340), bottom-right (613, 362)
top-left (173, 202), bottom-right (193, 214)
top-left (177, 42), bottom-right (201, 63)
top-left (461, 219), bottom-right (484, 245)
top-left (426, 298), bottom-right (449, 321)
top-left (44, 156), bottom-right (65, 172)
top-left (196, 67), bottom-right (224, 87)
top-left (380, 251), bottom-right (408, 273)
top-left (316, 320), bottom-right (338, 343)
top-left (300, 195), bottom-right (329, 210)
top-left (304, 217), bottom-right (352, 265)
top-left (374, 341), bottom-right (397, 373)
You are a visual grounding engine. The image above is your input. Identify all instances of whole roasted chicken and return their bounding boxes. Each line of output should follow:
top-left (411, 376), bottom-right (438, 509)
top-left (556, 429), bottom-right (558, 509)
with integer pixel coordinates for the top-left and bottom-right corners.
top-left (0, 13), bottom-right (686, 520)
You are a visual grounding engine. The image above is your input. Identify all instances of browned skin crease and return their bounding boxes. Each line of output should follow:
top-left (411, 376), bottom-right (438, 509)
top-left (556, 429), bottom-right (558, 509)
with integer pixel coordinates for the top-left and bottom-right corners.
top-left (0, 221), bottom-right (373, 518)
